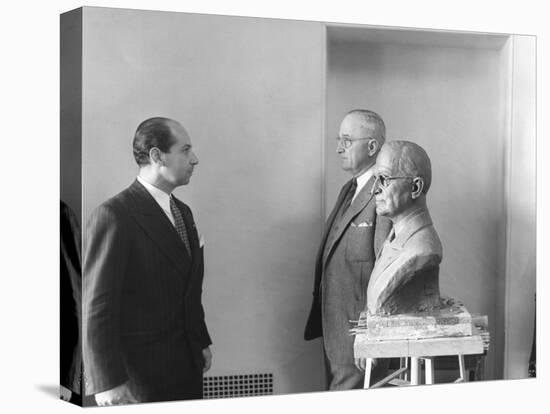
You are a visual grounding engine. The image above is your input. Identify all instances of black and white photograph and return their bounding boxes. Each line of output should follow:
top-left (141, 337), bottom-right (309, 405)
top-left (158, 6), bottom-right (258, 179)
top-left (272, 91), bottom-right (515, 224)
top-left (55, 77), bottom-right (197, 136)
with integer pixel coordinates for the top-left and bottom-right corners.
top-left (2, 1), bottom-right (548, 414)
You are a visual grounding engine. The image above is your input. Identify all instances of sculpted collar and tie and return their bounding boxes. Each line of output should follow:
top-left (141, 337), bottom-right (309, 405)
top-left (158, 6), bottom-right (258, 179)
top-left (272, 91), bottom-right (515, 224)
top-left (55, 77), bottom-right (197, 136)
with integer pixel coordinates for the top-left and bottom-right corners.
top-left (372, 208), bottom-right (435, 289)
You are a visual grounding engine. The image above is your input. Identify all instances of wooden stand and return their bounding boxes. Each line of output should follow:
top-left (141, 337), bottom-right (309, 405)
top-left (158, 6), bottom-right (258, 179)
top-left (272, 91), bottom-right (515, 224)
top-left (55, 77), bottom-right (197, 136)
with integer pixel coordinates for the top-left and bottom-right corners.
top-left (355, 329), bottom-right (485, 388)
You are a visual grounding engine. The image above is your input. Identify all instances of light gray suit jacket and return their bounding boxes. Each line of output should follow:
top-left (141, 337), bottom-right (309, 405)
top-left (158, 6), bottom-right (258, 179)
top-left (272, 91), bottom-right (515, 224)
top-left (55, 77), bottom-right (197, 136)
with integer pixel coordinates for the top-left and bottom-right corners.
top-left (305, 175), bottom-right (391, 364)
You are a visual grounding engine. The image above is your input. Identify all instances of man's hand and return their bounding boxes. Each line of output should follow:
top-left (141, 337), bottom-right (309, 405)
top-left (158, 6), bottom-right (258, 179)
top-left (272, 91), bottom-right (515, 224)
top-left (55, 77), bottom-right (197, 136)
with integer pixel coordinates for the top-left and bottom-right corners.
top-left (60, 385), bottom-right (72, 401)
top-left (202, 346), bottom-right (213, 373)
top-left (94, 382), bottom-right (139, 406)
top-left (354, 357), bottom-right (377, 372)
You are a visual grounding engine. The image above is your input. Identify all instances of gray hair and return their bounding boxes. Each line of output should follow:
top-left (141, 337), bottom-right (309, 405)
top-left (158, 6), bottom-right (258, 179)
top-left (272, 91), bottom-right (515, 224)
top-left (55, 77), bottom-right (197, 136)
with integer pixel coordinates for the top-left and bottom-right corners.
top-left (346, 109), bottom-right (386, 145)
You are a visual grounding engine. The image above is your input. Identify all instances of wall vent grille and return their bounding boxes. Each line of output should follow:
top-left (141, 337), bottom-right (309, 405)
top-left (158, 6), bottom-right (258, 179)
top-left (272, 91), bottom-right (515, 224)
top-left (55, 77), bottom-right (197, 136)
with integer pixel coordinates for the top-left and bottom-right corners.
top-left (203, 373), bottom-right (273, 399)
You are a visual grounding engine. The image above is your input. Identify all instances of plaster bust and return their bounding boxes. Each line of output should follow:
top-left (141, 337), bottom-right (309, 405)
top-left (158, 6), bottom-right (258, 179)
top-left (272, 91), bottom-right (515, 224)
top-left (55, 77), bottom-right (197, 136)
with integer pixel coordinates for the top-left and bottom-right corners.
top-left (366, 140), bottom-right (443, 315)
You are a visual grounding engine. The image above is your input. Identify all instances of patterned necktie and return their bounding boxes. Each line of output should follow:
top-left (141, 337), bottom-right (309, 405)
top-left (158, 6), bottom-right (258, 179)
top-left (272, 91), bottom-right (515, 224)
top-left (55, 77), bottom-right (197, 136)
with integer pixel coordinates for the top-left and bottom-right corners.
top-left (170, 197), bottom-right (192, 257)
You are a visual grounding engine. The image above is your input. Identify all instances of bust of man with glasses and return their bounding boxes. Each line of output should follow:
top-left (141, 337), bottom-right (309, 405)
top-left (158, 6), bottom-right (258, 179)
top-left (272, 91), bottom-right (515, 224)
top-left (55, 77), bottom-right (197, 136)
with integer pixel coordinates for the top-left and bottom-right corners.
top-left (366, 140), bottom-right (442, 316)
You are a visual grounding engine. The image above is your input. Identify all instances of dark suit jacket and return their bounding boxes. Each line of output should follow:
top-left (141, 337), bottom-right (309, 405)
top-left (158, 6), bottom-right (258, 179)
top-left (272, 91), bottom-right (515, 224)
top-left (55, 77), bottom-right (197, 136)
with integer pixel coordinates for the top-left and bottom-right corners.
top-left (305, 176), bottom-right (391, 364)
top-left (366, 208), bottom-right (442, 315)
top-left (83, 180), bottom-right (211, 402)
top-left (60, 200), bottom-right (82, 394)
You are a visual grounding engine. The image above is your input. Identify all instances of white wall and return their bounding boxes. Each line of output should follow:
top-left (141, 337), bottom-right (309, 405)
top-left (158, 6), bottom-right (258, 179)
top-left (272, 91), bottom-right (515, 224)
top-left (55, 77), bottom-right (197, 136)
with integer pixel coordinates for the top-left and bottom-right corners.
top-left (326, 29), bottom-right (515, 380)
top-left (81, 7), bottom-right (326, 394)
top-left (503, 35), bottom-right (536, 379)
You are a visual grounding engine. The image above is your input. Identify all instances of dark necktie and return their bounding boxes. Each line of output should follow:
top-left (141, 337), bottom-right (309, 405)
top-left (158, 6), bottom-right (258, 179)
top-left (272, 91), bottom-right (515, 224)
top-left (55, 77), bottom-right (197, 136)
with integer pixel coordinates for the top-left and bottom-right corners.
top-left (340, 177), bottom-right (358, 215)
top-left (170, 197), bottom-right (192, 257)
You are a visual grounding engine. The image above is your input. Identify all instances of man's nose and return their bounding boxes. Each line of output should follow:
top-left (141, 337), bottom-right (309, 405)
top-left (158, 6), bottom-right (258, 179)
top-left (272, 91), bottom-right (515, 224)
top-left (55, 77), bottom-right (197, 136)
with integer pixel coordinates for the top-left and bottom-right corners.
top-left (191, 152), bottom-right (199, 165)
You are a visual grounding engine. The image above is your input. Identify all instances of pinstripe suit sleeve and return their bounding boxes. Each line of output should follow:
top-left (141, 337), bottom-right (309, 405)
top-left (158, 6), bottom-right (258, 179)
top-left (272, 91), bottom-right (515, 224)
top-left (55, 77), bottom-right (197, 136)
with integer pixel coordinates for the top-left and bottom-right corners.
top-left (196, 256), bottom-right (212, 350)
top-left (181, 203), bottom-right (212, 350)
top-left (82, 203), bottom-right (129, 394)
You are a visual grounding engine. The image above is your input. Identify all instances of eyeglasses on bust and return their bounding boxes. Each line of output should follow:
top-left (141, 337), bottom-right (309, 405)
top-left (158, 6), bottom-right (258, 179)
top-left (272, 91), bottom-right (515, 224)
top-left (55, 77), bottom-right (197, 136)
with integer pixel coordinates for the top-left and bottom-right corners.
top-left (373, 174), bottom-right (418, 188)
top-left (335, 136), bottom-right (374, 149)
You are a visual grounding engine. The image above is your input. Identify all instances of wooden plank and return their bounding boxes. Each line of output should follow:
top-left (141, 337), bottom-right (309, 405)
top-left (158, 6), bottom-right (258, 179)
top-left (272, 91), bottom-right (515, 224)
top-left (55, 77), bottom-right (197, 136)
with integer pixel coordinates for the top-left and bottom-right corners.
top-left (354, 334), bottom-right (484, 358)
top-left (370, 367), bottom-right (408, 389)
top-left (389, 378), bottom-right (410, 386)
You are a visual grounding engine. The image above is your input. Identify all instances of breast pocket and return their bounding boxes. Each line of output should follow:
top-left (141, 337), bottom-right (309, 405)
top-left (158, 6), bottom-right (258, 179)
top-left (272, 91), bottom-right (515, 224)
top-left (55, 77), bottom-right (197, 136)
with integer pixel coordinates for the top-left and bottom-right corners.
top-left (345, 223), bottom-right (374, 262)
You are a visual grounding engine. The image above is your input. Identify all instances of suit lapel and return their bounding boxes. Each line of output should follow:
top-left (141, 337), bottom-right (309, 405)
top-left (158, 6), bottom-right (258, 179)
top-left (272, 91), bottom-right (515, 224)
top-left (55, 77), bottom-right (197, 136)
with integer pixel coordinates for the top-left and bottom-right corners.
top-left (374, 209), bottom-right (434, 275)
top-left (375, 239), bottom-right (403, 276)
top-left (315, 179), bottom-right (354, 266)
top-left (174, 197), bottom-right (200, 254)
top-left (376, 228), bottom-right (394, 260)
top-left (126, 180), bottom-right (192, 275)
top-left (323, 175), bottom-right (376, 265)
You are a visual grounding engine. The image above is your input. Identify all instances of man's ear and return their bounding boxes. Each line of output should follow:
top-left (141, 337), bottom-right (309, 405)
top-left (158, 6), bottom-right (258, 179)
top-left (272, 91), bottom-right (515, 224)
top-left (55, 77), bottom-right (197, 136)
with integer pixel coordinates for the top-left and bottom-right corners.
top-left (149, 147), bottom-right (164, 165)
top-left (411, 177), bottom-right (424, 199)
top-left (367, 139), bottom-right (379, 156)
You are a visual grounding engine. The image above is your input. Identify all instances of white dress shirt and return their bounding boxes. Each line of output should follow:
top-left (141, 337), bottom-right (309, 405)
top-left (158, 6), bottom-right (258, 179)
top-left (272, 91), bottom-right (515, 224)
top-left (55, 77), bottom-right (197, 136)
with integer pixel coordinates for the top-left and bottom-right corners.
top-left (137, 176), bottom-right (175, 226)
top-left (351, 167), bottom-right (374, 203)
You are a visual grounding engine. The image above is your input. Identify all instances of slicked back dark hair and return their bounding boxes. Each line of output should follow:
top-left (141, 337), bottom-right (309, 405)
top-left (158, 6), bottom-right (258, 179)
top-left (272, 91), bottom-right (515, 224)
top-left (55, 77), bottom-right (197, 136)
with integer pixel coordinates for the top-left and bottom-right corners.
top-left (132, 117), bottom-right (177, 166)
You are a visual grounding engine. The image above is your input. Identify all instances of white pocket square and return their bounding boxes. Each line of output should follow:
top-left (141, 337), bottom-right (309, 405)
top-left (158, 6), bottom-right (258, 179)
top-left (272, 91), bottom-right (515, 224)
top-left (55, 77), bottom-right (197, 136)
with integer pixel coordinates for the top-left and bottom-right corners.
top-left (357, 221), bottom-right (373, 228)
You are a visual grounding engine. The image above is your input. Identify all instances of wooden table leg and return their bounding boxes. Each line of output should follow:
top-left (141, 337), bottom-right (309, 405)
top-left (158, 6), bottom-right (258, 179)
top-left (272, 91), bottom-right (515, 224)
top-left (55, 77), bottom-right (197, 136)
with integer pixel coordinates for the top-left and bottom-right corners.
top-left (424, 357), bottom-right (434, 385)
top-left (364, 358), bottom-right (373, 389)
top-left (458, 355), bottom-right (467, 382)
top-left (399, 357), bottom-right (409, 381)
top-left (410, 357), bottom-right (420, 385)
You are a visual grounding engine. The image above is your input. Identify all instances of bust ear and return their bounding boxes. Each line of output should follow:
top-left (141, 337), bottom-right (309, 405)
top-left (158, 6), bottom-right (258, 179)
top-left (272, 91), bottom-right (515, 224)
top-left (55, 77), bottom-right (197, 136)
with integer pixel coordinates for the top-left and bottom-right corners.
top-left (411, 177), bottom-right (424, 199)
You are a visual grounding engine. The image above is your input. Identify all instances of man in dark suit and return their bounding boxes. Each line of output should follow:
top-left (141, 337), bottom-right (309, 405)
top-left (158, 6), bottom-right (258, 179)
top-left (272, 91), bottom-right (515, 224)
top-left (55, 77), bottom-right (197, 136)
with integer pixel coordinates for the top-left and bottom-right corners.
top-left (60, 200), bottom-right (82, 404)
top-left (304, 109), bottom-right (391, 390)
top-left (83, 117), bottom-right (212, 405)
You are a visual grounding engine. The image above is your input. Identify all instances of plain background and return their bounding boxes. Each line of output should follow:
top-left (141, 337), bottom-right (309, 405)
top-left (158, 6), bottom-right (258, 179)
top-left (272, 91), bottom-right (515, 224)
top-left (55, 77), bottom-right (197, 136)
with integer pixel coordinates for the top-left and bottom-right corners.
top-left (1, 0), bottom-right (548, 413)
top-left (76, 7), bottom-right (327, 394)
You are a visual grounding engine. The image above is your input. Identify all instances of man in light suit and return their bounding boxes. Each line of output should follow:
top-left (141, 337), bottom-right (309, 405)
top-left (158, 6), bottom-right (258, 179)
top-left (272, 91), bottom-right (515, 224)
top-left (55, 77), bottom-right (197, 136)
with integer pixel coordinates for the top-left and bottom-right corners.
top-left (366, 140), bottom-right (442, 316)
top-left (83, 117), bottom-right (212, 405)
top-left (304, 110), bottom-right (391, 390)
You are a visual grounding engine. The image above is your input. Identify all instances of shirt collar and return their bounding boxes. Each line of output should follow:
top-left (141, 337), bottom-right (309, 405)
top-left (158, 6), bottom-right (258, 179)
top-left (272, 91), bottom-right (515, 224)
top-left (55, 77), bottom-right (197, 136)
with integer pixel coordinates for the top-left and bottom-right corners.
top-left (352, 166), bottom-right (374, 200)
top-left (393, 207), bottom-right (431, 242)
top-left (137, 176), bottom-right (172, 212)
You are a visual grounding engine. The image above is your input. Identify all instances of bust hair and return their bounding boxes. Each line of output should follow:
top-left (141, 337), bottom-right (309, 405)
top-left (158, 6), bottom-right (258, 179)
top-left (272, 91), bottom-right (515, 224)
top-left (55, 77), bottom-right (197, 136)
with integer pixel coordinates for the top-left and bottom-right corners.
top-left (385, 140), bottom-right (432, 194)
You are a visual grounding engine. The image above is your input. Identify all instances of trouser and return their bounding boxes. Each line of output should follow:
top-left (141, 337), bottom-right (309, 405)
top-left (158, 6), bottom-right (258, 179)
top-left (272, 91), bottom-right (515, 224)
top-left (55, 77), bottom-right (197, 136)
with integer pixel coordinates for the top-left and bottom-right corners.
top-left (324, 350), bottom-right (389, 390)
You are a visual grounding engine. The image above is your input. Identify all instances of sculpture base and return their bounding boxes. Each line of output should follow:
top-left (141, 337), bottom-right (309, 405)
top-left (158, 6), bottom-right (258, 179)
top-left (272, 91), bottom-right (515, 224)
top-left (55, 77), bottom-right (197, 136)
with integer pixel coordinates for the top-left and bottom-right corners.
top-left (360, 298), bottom-right (474, 341)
